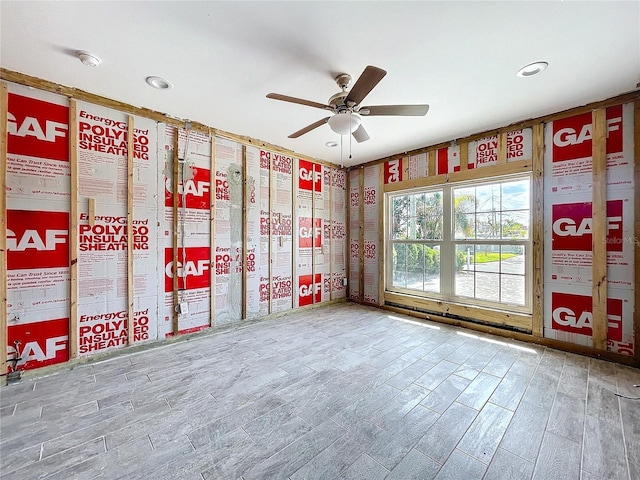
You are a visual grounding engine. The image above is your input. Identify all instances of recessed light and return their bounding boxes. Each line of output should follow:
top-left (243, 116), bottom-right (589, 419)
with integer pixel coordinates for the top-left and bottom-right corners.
top-left (146, 76), bottom-right (172, 90)
top-left (517, 61), bottom-right (548, 77)
top-left (325, 141), bottom-right (338, 148)
top-left (77, 50), bottom-right (101, 67)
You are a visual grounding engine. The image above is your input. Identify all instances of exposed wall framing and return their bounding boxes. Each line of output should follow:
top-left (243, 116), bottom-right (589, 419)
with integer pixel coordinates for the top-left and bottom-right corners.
top-left (69, 99), bottom-right (79, 359)
top-left (126, 115), bottom-right (135, 346)
top-left (171, 132), bottom-right (179, 335)
top-left (531, 123), bottom-right (544, 337)
top-left (378, 165), bottom-right (385, 306)
top-left (241, 145), bottom-right (248, 319)
top-left (634, 101), bottom-right (640, 362)
top-left (591, 109), bottom-right (608, 350)
top-left (209, 133), bottom-right (216, 326)
top-left (0, 82), bottom-right (8, 382)
top-left (358, 168), bottom-right (365, 301)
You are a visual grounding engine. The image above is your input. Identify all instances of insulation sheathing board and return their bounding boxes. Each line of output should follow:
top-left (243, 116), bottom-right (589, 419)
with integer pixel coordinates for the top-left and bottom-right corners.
top-left (245, 146), bottom-right (265, 319)
top-left (543, 103), bottom-right (635, 355)
top-left (213, 137), bottom-right (242, 326)
top-left (363, 164), bottom-right (380, 304)
top-left (270, 151), bottom-right (294, 313)
top-left (75, 101), bottom-right (160, 356)
top-left (331, 168), bottom-right (347, 300)
top-left (467, 129), bottom-right (533, 168)
top-left (162, 125), bottom-right (211, 335)
top-left (295, 158), bottom-right (320, 307)
top-left (6, 84), bottom-right (71, 370)
top-left (348, 169), bottom-right (361, 300)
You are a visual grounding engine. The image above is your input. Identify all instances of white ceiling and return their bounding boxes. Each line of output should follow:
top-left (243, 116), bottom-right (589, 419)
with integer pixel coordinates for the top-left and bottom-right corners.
top-left (2, 1), bottom-right (639, 167)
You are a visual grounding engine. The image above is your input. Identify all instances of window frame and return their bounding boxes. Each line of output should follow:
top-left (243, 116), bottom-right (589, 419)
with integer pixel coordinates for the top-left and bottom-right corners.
top-left (386, 173), bottom-right (532, 314)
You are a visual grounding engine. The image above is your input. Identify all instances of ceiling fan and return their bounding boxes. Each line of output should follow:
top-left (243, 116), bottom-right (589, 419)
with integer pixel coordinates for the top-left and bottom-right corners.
top-left (266, 65), bottom-right (429, 143)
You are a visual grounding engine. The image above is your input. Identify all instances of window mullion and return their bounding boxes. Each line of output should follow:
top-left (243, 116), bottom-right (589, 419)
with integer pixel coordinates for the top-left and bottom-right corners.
top-left (441, 184), bottom-right (453, 298)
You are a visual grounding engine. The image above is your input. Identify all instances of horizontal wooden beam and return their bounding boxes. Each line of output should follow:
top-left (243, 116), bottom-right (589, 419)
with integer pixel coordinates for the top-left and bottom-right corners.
top-left (384, 159), bottom-right (532, 193)
top-left (384, 291), bottom-right (532, 332)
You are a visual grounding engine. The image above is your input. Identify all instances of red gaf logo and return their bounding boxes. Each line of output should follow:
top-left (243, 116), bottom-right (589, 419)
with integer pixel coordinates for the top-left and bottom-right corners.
top-left (7, 210), bottom-right (69, 270)
top-left (7, 93), bottom-right (69, 162)
top-left (165, 166), bottom-right (210, 210)
top-left (299, 160), bottom-right (322, 192)
top-left (384, 159), bottom-right (403, 183)
top-left (552, 105), bottom-right (623, 162)
top-left (7, 318), bottom-right (69, 372)
top-left (551, 292), bottom-right (623, 342)
top-left (164, 246), bottom-right (211, 292)
top-left (299, 217), bottom-right (322, 248)
top-left (298, 273), bottom-right (321, 306)
top-left (552, 200), bottom-right (623, 252)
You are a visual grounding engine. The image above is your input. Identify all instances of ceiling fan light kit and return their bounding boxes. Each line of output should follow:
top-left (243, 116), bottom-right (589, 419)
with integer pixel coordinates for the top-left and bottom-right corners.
top-left (328, 112), bottom-right (362, 135)
top-left (266, 65), bottom-right (429, 144)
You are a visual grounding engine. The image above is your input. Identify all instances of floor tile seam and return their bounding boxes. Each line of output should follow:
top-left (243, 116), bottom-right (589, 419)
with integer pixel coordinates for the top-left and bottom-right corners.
top-left (1, 434), bottom-right (107, 479)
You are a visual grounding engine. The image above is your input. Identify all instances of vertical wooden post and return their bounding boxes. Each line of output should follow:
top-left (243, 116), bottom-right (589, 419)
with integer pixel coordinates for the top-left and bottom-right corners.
top-left (497, 131), bottom-right (508, 164)
top-left (209, 134), bottom-right (216, 327)
top-left (459, 142), bottom-right (469, 171)
top-left (268, 152), bottom-right (273, 314)
top-left (378, 165), bottom-right (385, 306)
top-left (345, 169), bottom-right (351, 299)
top-left (329, 168), bottom-right (334, 300)
top-left (427, 150), bottom-right (436, 177)
top-left (241, 145), bottom-right (247, 319)
top-left (358, 168), bottom-right (365, 302)
top-left (291, 159), bottom-right (297, 310)
top-left (532, 123), bottom-right (544, 337)
top-left (591, 109), bottom-right (608, 350)
top-left (126, 115), bottom-right (135, 345)
top-left (172, 130), bottom-right (179, 335)
top-left (311, 164), bottom-right (316, 305)
top-left (87, 198), bottom-right (95, 226)
top-left (69, 99), bottom-right (79, 359)
top-left (634, 101), bottom-right (640, 362)
top-left (0, 82), bottom-right (8, 382)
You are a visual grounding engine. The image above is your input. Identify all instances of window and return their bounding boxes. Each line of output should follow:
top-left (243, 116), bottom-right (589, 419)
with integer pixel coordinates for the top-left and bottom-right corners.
top-left (387, 175), bottom-right (531, 313)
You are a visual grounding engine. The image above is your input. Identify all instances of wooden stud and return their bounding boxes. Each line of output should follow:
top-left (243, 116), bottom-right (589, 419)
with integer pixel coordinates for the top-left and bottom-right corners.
top-left (378, 164), bottom-right (385, 306)
top-left (268, 151), bottom-right (273, 314)
top-left (459, 142), bottom-right (469, 171)
top-left (87, 198), bottom-right (95, 226)
top-left (69, 99), bottom-right (79, 359)
top-left (345, 170), bottom-right (351, 299)
top-left (291, 159), bottom-right (296, 310)
top-left (591, 109), bottom-right (608, 350)
top-left (358, 168), bottom-right (365, 302)
top-left (384, 159), bottom-right (533, 193)
top-left (531, 123), bottom-right (544, 337)
top-left (497, 131), bottom-right (508, 164)
top-left (241, 145), bottom-right (248, 320)
top-left (126, 115), bottom-right (135, 346)
top-left (311, 163), bottom-right (316, 305)
top-left (427, 150), bottom-right (436, 177)
top-left (0, 82), bottom-right (8, 382)
top-left (634, 101), bottom-right (640, 363)
top-left (209, 133), bottom-right (216, 327)
top-left (329, 168), bottom-right (334, 300)
top-left (172, 130), bottom-right (179, 335)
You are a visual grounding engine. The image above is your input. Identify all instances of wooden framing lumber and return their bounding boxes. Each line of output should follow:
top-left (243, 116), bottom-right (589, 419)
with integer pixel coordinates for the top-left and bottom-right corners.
top-left (497, 131), bottom-right (508, 164)
top-left (69, 100), bottom-right (79, 358)
top-left (172, 130), bottom-right (179, 335)
top-left (241, 145), bottom-right (248, 319)
top-left (0, 82), bottom-right (8, 382)
top-left (531, 123), bottom-right (544, 337)
top-left (126, 115), bottom-right (134, 345)
top-left (634, 101), bottom-right (640, 362)
top-left (591, 109), bottom-right (608, 350)
top-left (358, 168), bottom-right (365, 302)
top-left (378, 164), bottom-right (385, 306)
top-left (209, 133), bottom-right (216, 326)
top-left (459, 142), bottom-right (469, 171)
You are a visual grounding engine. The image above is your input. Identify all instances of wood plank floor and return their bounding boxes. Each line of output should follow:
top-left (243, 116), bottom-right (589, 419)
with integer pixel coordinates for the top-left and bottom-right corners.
top-left (1, 303), bottom-right (639, 479)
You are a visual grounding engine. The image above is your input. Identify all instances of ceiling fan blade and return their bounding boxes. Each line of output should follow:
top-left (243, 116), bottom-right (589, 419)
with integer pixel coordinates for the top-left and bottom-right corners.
top-left (267, 93), bottom-right (330, 111)
top-left (288, 117), bottom-right (330, 138)
top-left (345, 66), bottom-right (387, 106)
top-left (352, 124), bottom-right (370, 143)
top-left (360, 105), bottom-right (430, 116)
